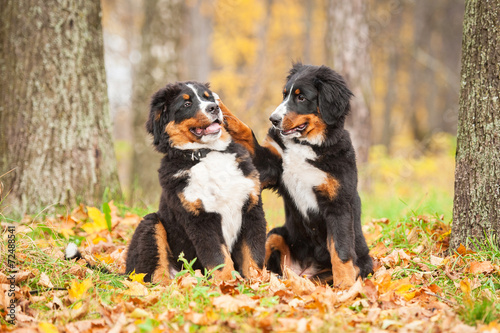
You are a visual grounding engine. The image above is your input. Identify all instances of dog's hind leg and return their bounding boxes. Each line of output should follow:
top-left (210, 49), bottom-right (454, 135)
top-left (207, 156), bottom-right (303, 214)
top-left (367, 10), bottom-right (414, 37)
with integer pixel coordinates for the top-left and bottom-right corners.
top-left (265, 227), bottom-right (292, 276)
top-left (353, 193), bottom-right (373, 278)
top-left (125, 213), bottom-right (171, 285)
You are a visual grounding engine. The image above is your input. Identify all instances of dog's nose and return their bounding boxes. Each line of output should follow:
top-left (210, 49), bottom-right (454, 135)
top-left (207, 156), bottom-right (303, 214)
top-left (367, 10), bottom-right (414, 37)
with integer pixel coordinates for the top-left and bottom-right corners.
top-left (206, 103), bottom-right (219, 114)
top-left (269, 113), bottom-right (282, 127)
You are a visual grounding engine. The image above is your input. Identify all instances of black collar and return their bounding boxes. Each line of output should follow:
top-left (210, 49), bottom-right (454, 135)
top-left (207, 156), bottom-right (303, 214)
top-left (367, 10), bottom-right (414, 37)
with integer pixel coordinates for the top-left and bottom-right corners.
top-left (168, 148), bottom-right (212, 161)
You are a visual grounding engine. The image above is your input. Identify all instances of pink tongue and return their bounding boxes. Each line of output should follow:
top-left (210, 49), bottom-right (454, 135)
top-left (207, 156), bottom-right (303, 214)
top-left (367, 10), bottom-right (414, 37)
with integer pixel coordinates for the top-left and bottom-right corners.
top-left (203, 122), bottom-right (221, 135)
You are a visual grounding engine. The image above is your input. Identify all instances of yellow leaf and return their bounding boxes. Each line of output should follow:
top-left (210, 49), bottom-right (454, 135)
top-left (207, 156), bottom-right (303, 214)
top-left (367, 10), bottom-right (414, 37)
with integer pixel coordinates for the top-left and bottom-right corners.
top-left (38, 322), bottom-right (59, 333)
top-left (129, 270), bottom-right (147, 285)
top-left (82, 206), bottom-right (108, 234)
top-left (92, 236), bottom-right (108, 244)
top-left (59, 228), bottom-right (75, 239)
top-left (94, 253), bottom-right (114, 264)
top-left (122, 280), bottom-right (148, 296)
top-left (130, 308), bottom-right (152, 318)
top-left (68, 278), bottom-right (93, 303)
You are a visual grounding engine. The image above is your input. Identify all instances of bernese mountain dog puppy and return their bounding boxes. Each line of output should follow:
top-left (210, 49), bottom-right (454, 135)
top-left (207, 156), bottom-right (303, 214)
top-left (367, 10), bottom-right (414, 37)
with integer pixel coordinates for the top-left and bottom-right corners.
top-left (125, 81), bottom-right (266, 284)
top-left (219, 63), bottom-right (373, 288)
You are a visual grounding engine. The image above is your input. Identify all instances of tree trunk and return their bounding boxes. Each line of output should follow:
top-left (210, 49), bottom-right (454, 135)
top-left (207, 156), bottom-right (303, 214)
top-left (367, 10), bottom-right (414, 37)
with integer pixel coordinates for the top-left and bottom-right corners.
top-left (129, 0), bottom-right (184, 205)
top-left (326, 0), bottom-right (372, 165)
top-left (0, 0), bottom-right (121, 215)
top-left (451, 0), bottom-right (500, 249)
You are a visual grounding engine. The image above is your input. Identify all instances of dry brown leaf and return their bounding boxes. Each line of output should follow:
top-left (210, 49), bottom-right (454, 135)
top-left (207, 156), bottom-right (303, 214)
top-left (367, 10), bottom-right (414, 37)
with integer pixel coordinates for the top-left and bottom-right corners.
top-left (277, 317), bottom-right (308, 333)
top-left (282, 267), bottom-right (316, 296)
top-left (108, 313), bottom-right (128, 333)
top-left (212, 294), bottom-right (258, 312)
top-left (430, 255), bottom-right (445, 267)
top-left (16, 270), bottom-right (33, 283)
top-left (311, 286), bottom-right (337, 311)
top-left (468, 261), bottom-right (493, 274)
top-left (38, 272), bottom-right (54, 288)
top-left (370, 242), bottom-right (390, 257)
top-left (455, 243), bottom-right (475, 256)
top-left (338, 278), bottom-right (364, 303)
top-left (122, 280), bottom-right (148, 296)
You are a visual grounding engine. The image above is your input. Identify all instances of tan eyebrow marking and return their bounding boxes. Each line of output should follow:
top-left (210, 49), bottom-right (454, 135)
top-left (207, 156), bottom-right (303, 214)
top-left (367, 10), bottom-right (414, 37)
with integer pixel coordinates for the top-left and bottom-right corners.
top-left (284, 88), bottom-right (287, 93)
top-left (295, 88), bottom-right (300, 94)
top-left (204, 91), bottom-right (209, 97)
top-left (183, 94), bottom-right (190, 100)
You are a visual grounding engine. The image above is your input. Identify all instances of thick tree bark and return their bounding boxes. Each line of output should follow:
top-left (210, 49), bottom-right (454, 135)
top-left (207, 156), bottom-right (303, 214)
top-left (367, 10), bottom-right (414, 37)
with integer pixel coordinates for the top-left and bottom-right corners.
top-left (326, 0), bottom-right (372, 165)
top-left (0, 0), bottom-right (121, 215)
top-left (130, 0), bottom-right (184, 205)
top-left (451, 0), bottom-right (500, 249)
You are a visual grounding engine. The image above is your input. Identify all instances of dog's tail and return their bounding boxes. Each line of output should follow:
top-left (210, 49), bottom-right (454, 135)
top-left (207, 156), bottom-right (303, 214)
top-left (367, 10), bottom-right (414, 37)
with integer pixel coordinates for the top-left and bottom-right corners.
top-left (65, 242), bottom-right (113, 274)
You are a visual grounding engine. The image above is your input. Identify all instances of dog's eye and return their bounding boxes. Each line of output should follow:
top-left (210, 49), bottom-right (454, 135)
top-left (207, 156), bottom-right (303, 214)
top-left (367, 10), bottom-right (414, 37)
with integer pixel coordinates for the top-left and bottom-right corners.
top-left (184, 101), bottom-right (192, 108)
top-left (297, 94), bottom-right (306, 102)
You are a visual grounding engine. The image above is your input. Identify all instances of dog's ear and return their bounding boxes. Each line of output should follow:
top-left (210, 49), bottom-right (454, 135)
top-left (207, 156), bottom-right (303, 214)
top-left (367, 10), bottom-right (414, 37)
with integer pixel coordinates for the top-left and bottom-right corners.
top-left (146, 84), bottom-right (181, 147)
top-left (314, 66), bottom-right (353, 126)
top-left (286, 62), bottom-right (304, 81)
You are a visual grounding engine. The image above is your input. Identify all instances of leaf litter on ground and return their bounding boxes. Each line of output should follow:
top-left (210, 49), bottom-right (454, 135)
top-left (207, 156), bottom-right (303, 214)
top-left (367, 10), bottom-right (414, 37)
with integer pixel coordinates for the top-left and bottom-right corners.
top-left (1, 203), bottom-right (500, 332)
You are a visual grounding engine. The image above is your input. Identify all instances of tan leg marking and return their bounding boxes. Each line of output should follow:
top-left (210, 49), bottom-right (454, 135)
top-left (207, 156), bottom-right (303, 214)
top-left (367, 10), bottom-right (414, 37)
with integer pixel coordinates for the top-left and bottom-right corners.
top-left (265, 234), bottom-right (291, 271)
top-left (241, 241), bottom-right (261, 278)
top-left (314, 174), bottom-right (340, 200)
top-left (328, 239), bottom-right (358, 289)
top-left (178, 193), bottom-right (202, 216)
top-left (213, 245), bottom-right (235, 280)
top-left (152, 223), bottom-right (171, 285)
top-left (218, 100), bottom-right (255, 155)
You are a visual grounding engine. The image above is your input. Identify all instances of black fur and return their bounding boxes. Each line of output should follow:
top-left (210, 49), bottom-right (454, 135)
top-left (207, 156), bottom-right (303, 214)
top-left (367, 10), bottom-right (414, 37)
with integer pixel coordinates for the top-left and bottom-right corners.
top-left (126, 81), bottom-right (267, 282)
top-left (230, 64), bottom-right (373, 284)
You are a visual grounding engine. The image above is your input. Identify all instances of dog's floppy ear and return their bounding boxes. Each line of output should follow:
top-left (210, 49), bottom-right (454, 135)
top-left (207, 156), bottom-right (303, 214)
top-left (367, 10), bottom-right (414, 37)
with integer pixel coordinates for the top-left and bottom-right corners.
top-left (314, 66), bottom-right (353, 126)
top-left (146, 83), bottom-right (181, 148)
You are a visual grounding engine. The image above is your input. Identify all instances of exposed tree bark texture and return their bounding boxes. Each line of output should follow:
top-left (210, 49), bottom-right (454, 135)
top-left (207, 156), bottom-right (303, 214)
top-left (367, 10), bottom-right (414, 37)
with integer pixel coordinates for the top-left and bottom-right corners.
top-left (130, 0), bottom-right (184, 205)
top-left (326, 0), bottom-right (372, 165)
top-left (451, 0), bottom-right (500, 249)
top-left (180, 0), bottom-right (213, 82)
top-left (0, 0), bottom-right (121, 215)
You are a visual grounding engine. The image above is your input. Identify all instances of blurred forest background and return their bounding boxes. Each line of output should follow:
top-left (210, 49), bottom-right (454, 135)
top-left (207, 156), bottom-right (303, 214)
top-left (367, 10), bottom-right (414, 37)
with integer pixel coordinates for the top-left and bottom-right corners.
top-left (101, 0), bottom-right (463, 222)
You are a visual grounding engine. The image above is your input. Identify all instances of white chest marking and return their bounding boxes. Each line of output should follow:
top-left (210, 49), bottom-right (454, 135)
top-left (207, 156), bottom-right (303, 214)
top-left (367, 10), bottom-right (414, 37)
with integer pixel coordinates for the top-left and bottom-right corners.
top-left (182, 152), bottom-right (256, 251)
top-left (282, 142), bottom-right (327, 219)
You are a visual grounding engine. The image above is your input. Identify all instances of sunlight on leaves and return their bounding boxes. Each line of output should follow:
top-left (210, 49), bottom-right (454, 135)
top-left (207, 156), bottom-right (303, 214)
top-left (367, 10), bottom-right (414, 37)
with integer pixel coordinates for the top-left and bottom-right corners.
top-left (82, 206), bottom-right (109, 234)
top-left (68, 278), bottom-right (93, 308)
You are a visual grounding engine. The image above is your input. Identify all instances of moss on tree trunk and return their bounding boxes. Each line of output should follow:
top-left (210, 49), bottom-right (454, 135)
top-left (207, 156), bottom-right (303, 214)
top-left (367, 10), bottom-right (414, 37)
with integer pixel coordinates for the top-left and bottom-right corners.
top-left (451, 0), bottom-right (500, 248)
top-left (0, 0), bottom-right (121, 215)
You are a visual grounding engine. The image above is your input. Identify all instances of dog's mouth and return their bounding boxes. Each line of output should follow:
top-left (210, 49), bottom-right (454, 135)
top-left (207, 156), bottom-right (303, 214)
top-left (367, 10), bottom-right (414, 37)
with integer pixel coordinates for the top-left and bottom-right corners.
top-left (190, 120), bottom-right (222, 137)
top-left (281, 123), bottom-right (308, 136)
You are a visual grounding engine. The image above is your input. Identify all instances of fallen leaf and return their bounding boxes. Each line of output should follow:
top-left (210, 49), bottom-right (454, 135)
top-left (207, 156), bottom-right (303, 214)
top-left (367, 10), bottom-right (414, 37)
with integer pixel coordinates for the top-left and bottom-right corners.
top-left (283, 267), bottom-right (316, 296)
top-left (338, 278), bottom-right (364, 303)
top-left (468, 261), bottom-right (493, 274)
top-left (455, 243), bottom-right (475, 256)
top-left (15, 270), bottom-right (33, 283)
top-left (212, 294), bottom-right (258, 312)
top-left (68, 278), bottom-right (93, 305)
top-left (128, 270), bottom-right (147, 285)
top-left (39, 272), bottom-right (54, 288)
top-left (122, 280), bottom-right (148, 296)
top-left (129, 308), bottom-right (152, 318)
top-left (430, 255), bottom-right (445, 267)
top-left (82, 206), bottom-right (108, 234)
top-left (38, 322), bottom-right (59, 333)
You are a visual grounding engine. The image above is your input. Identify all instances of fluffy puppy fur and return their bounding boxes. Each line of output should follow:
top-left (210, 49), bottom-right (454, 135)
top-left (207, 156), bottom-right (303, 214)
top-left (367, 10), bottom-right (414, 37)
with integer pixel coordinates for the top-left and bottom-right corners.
top-left (125, 81), bottom-right (267, 283)
top-left (220, 64), bottom-right (373, 288)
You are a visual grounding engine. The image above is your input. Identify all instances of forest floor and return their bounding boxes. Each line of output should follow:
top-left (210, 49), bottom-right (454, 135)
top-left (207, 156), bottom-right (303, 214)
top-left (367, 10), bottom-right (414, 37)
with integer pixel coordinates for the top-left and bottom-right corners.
top-left (1, 201), bottom-right (499, 333)
top-left (2, 136), bottom-right (499, 332)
